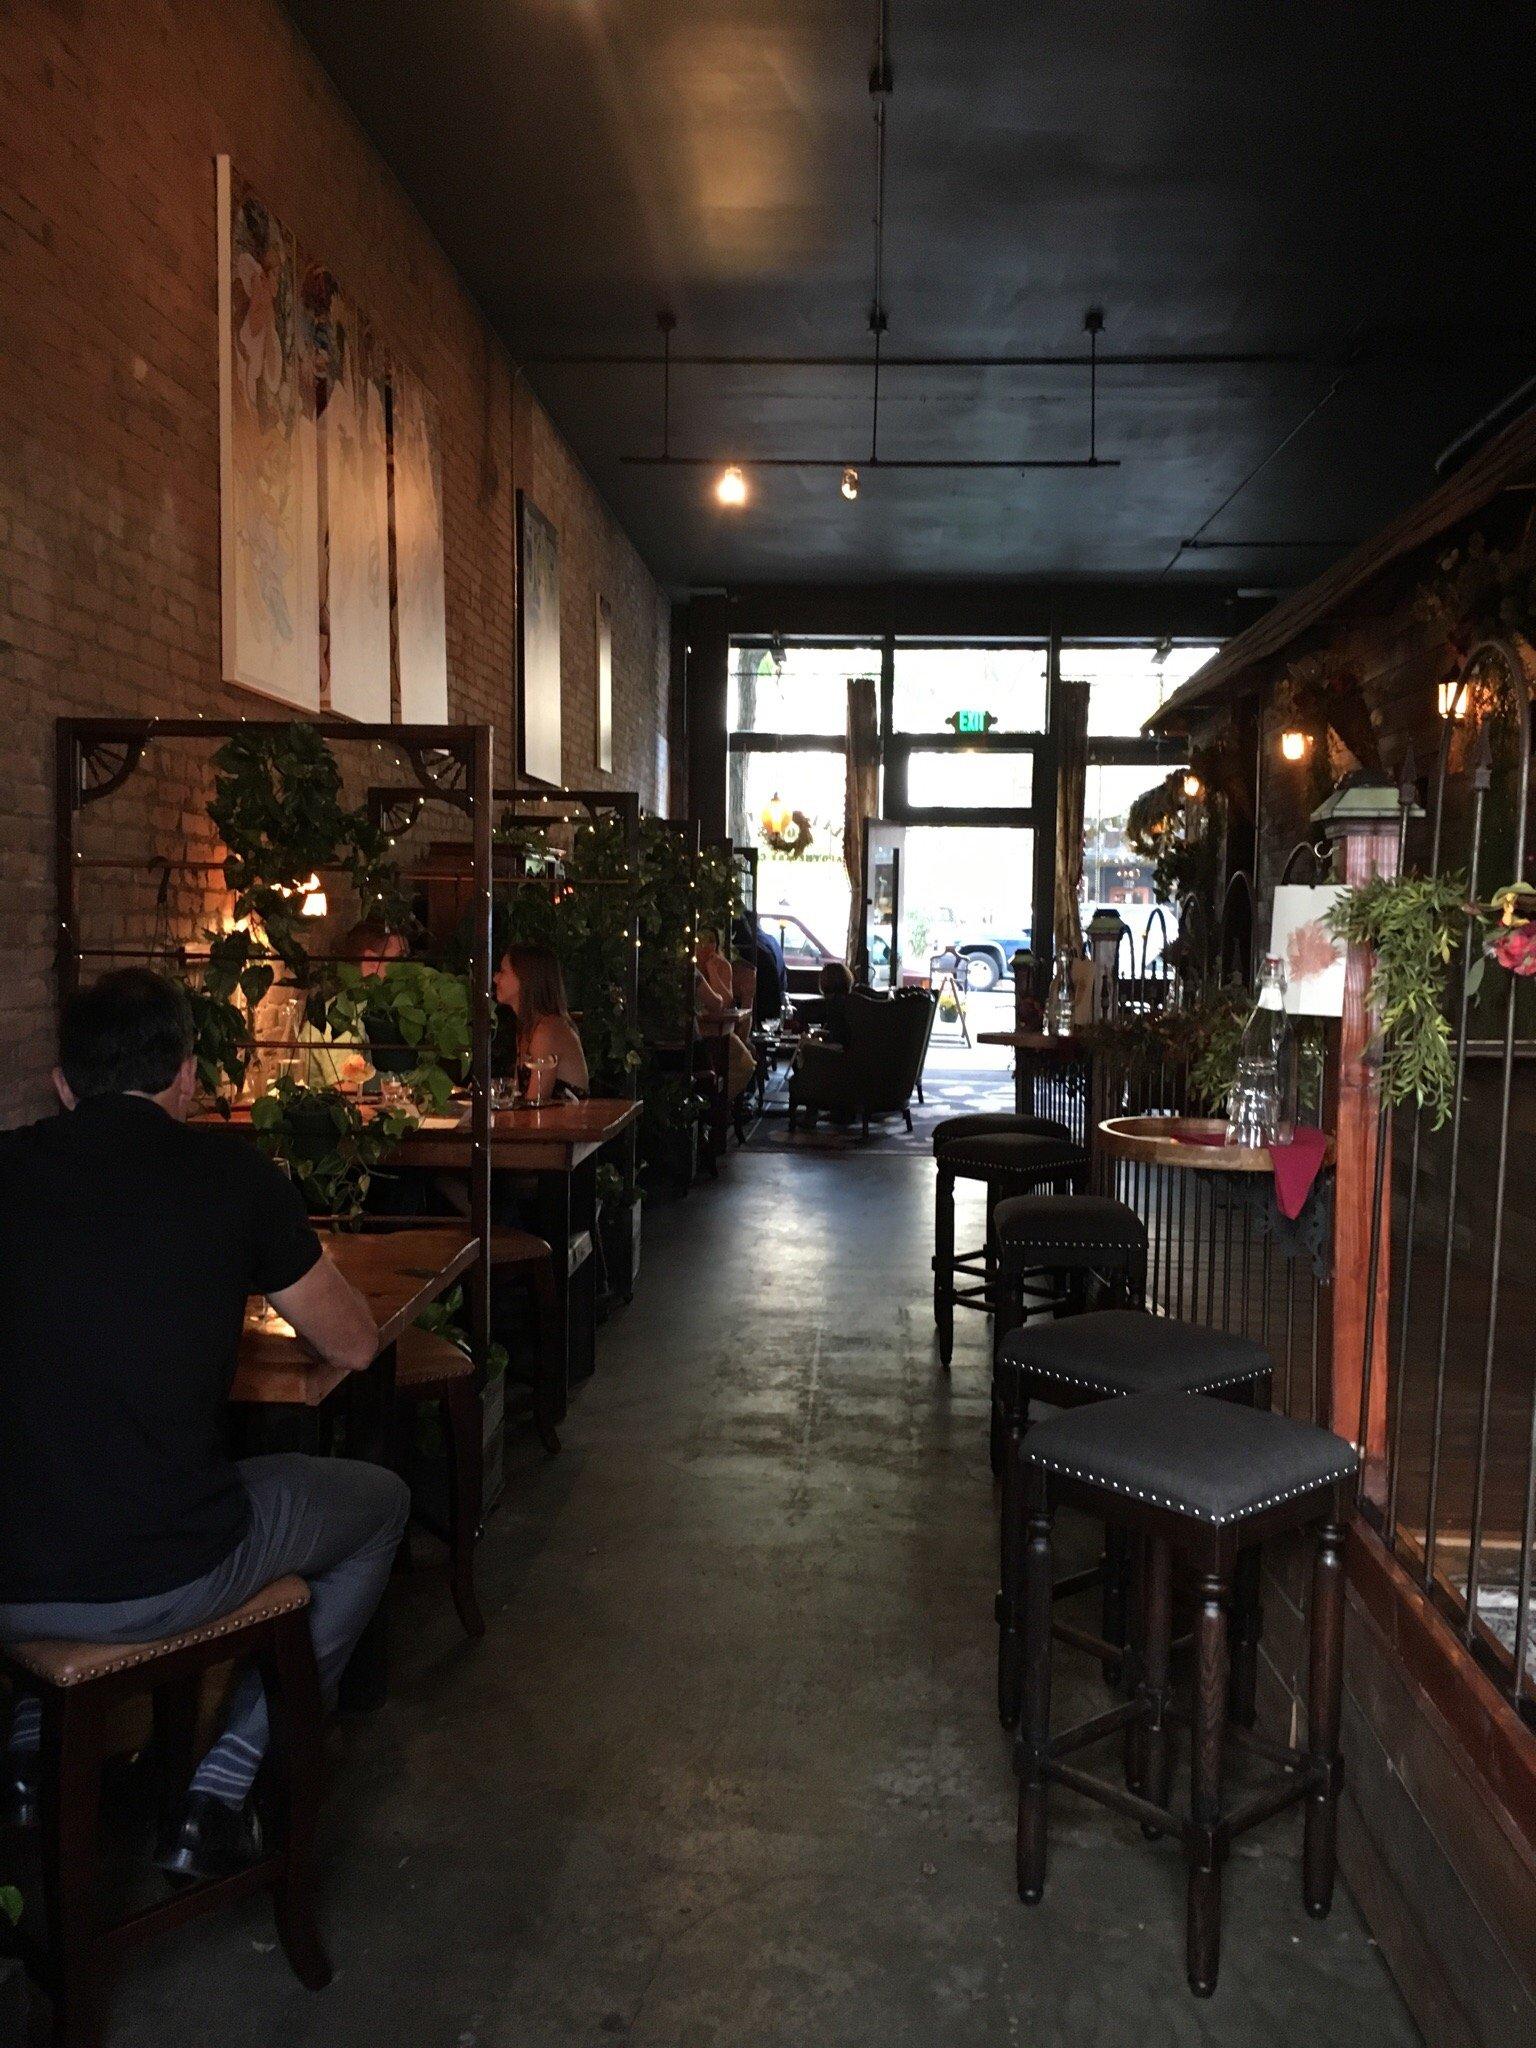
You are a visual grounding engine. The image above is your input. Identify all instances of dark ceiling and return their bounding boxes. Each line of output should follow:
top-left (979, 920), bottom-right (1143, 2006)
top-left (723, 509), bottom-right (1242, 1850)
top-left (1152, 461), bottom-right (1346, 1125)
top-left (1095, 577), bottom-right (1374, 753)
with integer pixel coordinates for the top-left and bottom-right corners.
top-left (285, 1), bottom-right (1536, 593)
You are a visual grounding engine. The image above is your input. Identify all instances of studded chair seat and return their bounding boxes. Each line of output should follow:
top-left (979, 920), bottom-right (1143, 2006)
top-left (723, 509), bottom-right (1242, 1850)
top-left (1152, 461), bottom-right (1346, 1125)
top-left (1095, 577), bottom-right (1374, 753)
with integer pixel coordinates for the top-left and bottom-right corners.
top-left (1022, 1390), bottom-right (1358, 1526)
top-left (998, 1310), bottom-right (1270, 1403)
top-left (931, 1112), bottom-right (1073, 1151)
top-left (933, 1131), bottom-right (1085, 1177)
top-left (4, 1576), bottom-right (311, 1688)
top-left (995, 1192), bottom-right (1145, 1254)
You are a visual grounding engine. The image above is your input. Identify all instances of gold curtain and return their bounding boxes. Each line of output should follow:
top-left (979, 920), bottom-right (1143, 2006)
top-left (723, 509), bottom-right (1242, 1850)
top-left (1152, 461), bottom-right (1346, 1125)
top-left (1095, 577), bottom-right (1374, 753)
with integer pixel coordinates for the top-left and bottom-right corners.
top-left (1053, 680), bottom-right (1091, 963)
top-left (844, 675), bottom-right (881, 965)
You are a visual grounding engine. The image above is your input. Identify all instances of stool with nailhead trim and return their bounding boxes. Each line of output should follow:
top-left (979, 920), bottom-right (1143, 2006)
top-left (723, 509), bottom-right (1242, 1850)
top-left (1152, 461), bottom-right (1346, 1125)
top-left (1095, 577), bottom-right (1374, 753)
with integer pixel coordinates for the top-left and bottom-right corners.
top-left (931, 1116), bottom-right (1087, 1365)
top-left (992, 1194), bottom-right (1150, 1361)
top-left (1012, 1391), bottom-right (1357, 1997)
top-left (1, 1577), bottom-right (328, 2048)
top-left (993, 1311), bottom-right (1272, 1727)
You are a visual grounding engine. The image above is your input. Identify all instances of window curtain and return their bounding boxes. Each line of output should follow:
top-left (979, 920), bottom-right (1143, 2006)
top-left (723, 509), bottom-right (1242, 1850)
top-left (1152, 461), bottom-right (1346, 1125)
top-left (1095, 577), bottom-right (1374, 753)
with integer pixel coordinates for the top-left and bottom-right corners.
top-left (844, 675), bottom-right (880, 966)
top-left (1053, 680), bottom-right (1091, 964)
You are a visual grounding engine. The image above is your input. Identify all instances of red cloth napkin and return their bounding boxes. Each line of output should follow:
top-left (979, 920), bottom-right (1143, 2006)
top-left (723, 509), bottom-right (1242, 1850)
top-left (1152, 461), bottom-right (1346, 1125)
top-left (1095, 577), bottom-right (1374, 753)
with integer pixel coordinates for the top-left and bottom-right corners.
top-left (1269, 1124), bottom-right (1329, 1220)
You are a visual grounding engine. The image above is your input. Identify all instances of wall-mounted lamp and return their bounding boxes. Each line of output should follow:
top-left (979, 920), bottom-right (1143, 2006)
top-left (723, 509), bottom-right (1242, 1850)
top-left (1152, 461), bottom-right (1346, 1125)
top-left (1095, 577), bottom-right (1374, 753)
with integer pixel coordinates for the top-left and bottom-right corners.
top-left (1437, 678), bottom-right (1467, 722)
top-left (715, 464), bottom-right (747, 508)
top-left (1279, 729), bottom-right (1310, 763)
top-left (1180, 771), bottom-right (1204, 801)
top-left (840, 465), bottom-right (860, 501)
top-left (760, 792), bottom-right (791, 838)
top-left (299, 873), bottom-right (328, 918)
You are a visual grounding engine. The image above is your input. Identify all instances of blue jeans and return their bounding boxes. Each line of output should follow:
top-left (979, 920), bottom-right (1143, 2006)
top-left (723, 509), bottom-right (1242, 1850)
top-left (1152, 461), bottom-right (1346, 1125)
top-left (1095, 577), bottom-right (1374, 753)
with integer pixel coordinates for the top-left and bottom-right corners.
top-left (0, 1455), bottom-right (410, 1766)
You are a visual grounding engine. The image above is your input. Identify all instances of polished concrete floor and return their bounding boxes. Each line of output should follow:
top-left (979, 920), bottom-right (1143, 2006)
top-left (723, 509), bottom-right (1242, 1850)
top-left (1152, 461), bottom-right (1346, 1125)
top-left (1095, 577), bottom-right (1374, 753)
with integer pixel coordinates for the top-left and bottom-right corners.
top-left (111, 1153), bottom-right (1419, 2047)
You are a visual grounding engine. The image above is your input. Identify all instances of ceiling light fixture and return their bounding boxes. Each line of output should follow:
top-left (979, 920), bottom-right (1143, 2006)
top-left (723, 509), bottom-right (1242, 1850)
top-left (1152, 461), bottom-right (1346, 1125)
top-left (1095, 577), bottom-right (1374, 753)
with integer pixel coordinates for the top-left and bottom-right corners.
top-left (841, 465), bottom-right (860, 500)
top-left (716, 464), bottom-right (747, 508)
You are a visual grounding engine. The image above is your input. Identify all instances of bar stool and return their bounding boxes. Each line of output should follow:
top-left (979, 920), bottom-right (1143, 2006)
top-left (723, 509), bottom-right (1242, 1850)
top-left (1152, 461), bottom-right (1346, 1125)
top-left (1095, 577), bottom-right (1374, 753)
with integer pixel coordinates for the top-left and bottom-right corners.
top-left (994, 1310), bottom-right (1272, 1724)
top-left (1, 1578), bottom-right (328, 2048)
top-left (932, 1116), bottom-right (1086, 1365)
top-left (1013, 1390), bottom-right (1357, 1997)
top-left (393, 1326), bottom-right (485, 1640)
top-left (993, 1192), bottom-right (1149, 1351)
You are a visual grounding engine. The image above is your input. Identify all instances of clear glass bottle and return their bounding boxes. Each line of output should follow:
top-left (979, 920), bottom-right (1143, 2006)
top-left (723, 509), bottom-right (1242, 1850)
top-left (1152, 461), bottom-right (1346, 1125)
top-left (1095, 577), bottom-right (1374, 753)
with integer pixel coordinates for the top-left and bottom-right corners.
top-left (1227, 955), bottom-right (1296, 1147)
top-left (1048, 962), bottom-right (1076, 1036)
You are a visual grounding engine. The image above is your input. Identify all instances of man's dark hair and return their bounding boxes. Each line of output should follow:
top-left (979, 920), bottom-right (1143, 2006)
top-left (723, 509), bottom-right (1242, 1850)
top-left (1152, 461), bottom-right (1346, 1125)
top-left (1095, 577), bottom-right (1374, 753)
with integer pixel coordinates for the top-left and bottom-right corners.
top-left (59, 969), bottom-right (195, 1100)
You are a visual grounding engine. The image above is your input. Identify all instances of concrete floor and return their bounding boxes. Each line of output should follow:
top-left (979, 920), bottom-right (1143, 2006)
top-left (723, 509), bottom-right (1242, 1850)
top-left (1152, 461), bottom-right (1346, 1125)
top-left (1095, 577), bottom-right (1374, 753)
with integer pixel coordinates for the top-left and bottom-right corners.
top-left (110, 1153), bottom-right (1419, 2047)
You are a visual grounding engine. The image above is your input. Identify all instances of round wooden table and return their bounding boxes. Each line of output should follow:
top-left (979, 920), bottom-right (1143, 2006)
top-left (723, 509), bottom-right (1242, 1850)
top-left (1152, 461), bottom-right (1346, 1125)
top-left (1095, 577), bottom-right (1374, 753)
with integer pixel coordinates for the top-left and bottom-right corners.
top-left (1097, 1113), bottom-right (1335, 1175)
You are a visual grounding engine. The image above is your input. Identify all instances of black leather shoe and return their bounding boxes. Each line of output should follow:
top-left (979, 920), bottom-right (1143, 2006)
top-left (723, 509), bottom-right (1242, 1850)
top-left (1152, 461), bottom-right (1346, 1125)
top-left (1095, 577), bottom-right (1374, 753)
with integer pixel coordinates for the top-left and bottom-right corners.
top-left (154, 1791), bottom-right (264, 1884)
top-left (3, 1761), bottom-right (38, 1831)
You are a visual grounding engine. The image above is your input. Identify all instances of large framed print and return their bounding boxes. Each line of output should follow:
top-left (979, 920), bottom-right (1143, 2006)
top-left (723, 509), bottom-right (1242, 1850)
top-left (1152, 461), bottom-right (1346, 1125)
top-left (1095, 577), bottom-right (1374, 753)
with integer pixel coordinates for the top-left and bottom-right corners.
top-left (517, 493), bottom-right (561, 786)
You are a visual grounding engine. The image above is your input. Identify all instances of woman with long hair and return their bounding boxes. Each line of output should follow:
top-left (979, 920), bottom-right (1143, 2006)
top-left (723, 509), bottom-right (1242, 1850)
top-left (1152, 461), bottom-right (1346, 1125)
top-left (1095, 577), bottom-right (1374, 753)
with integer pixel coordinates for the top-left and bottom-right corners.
top-left (494, 943), bottom-right (589, 1098)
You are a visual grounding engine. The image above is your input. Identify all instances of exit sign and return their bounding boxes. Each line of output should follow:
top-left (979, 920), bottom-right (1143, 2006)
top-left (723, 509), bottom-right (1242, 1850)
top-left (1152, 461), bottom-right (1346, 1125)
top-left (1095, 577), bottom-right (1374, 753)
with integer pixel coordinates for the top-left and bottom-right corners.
top-left (947, 708), bottom-right (996, 735)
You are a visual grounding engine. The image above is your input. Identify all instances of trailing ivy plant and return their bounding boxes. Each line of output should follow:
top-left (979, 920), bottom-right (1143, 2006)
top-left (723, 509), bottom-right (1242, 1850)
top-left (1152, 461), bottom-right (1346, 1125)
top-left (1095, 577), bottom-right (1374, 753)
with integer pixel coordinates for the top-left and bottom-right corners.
top-left (414, 1284), bottom-right (508, 1381)
top-left (208, 724), bottom-right (406, 973)
top-left (1326, 873), bottom-right (1465, 1125)
top-left (249, 1078), bottom-right (416, 1220)
top-left (310, 960), bottom-right (473, 1112)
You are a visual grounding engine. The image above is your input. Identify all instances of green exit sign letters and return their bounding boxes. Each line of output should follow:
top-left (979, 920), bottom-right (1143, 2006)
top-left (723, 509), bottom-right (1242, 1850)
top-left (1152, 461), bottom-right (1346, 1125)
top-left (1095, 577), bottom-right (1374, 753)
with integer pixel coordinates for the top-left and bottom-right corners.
top-left (947, 708), bottom-right (996, 735)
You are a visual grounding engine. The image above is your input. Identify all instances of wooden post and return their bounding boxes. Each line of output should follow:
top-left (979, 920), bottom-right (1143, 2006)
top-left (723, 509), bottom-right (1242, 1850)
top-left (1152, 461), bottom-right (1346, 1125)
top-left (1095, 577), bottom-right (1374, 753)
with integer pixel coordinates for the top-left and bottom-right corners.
top-left (1315, 775), bottom-right (1411, 1472)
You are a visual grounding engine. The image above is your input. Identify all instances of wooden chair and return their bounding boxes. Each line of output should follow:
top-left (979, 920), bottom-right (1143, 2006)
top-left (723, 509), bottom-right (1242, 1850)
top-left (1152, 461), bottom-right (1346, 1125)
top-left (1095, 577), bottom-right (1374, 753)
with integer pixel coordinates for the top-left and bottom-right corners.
top-left (2, 1578), bottom-right (327, 2048)
top-left (393, 1326), bottom-right (485, 1640)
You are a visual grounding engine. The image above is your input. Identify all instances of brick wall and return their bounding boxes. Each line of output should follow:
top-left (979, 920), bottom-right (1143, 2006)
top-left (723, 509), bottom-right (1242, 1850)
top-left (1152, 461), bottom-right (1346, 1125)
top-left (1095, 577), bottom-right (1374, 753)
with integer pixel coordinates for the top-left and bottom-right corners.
top-left (0, 0), bottom-right (673, 1127)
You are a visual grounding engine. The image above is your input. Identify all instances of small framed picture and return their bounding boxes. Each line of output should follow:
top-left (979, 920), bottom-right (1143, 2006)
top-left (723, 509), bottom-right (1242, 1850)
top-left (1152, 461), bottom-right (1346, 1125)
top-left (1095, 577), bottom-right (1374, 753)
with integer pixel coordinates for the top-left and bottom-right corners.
top-left (1269, 884), bottom-right (1347, 1016)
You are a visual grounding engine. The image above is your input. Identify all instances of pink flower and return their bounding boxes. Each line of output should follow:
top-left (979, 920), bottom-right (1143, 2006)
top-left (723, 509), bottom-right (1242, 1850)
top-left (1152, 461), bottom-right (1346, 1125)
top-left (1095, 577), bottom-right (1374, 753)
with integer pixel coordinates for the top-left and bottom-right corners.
top-left (1493, 924), bottom-right (1536, 977)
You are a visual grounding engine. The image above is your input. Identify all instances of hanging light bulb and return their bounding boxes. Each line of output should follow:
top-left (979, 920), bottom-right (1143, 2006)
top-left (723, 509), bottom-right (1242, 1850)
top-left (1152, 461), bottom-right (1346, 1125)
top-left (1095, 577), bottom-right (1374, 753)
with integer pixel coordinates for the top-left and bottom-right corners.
top-left (1279, 729), bottom-right (1309, 763)
top-left (1180, 772), bottom-right (1203, 801)
top-left (841, 465), bottom-right (860, 501)
top-left (715, 464), bottom-right (747, 507)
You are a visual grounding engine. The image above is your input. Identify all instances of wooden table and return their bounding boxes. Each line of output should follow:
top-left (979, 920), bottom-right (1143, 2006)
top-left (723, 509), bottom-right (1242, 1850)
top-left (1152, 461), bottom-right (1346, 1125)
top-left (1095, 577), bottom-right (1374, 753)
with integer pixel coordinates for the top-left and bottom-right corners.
top-left (1097, 1113), bottom-right (1336, 1174)
top-left (233, 1223), bottom-right (481, 1406)
top-left (977, 1028), bottom-right (1092, 1128)
top-left (397, 1098), bottom-right (642, 1416)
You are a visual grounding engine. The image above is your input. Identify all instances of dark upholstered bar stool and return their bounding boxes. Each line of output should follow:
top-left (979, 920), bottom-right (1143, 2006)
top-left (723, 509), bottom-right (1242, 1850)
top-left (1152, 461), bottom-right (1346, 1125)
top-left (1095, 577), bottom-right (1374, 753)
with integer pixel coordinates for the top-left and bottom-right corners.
top-left (992, 1192), bottom-right (1149, 1350)
top-left (994, 1311), bottom-right (1272, 1725)
top-left (1, 1578), bottom-right (328, 2048)
top-left (1013, 1391), bottom-right (1358, 1997)
top-left (931, 1115), bottom-right (1086, 1365)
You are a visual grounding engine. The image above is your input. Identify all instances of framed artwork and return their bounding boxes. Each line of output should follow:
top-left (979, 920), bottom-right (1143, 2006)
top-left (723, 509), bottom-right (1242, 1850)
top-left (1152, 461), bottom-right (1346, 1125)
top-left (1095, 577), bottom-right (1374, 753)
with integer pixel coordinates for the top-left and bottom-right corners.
top-left (1269, 884), bottom-right (1347, 1016)
top-left (517, 492), bottom-right (562, 785)
top-left (388, 367), bottom-right (448, 724)
top-left (595, 595), bottom-right (613, 773)
top-left (307, 268), bottom-right (391, 722)
top-left (217, 157), bottom-right (318, 707)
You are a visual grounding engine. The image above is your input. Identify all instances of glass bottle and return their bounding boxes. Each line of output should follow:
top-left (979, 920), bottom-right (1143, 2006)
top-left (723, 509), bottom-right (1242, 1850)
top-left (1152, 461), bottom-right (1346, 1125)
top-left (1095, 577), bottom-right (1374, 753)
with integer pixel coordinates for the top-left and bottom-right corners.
top-left (1227, 955), bottom-right (1296, 1147)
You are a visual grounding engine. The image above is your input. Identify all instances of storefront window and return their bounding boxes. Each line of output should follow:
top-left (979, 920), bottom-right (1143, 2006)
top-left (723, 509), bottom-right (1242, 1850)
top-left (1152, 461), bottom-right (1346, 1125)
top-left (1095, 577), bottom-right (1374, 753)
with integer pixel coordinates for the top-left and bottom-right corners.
top-left (892, 644), bottom-right (1047, 734)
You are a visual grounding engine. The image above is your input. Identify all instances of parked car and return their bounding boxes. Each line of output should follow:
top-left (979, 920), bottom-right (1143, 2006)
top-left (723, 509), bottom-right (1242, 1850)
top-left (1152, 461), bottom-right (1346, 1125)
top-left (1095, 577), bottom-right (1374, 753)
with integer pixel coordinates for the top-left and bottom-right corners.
top-left (757, 911), bottom-right (842, 991)
top-left (949, 930), bottom-right (1032, 991)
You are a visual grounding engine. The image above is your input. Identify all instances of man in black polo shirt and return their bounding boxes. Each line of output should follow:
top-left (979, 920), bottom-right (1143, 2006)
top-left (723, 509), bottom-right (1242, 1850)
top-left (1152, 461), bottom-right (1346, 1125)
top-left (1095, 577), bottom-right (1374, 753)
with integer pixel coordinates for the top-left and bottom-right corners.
top-left (0, 970), bottom-right (409, 1879)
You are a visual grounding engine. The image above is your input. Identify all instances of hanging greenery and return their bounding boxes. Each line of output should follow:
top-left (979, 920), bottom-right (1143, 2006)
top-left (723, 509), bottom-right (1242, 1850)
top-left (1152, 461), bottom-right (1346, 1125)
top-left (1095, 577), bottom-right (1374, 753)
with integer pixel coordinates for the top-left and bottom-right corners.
top-left (1125, 773), bottom-right (1204, 903)
top-left (1414, 531), bottom-right (1536, 658)
top-left (248, 1079), bottom-right (416, 1220)
top-left (1325, 873), bottom-right (1465, 1126)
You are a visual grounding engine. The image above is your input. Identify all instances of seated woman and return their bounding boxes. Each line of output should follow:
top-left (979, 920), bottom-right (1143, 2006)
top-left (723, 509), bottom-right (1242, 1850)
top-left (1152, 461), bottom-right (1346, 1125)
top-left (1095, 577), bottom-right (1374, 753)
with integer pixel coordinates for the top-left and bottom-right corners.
top-left (815, 959), bottom-right (856, 1048)
top-left (494, 944), bottom-right (589, 1100)
top-left (693, 928), bottom-right (737, 1036)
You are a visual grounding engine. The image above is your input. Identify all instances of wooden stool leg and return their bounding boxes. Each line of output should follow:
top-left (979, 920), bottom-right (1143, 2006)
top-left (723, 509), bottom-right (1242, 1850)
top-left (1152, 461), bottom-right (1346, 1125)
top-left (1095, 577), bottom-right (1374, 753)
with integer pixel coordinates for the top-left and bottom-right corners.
top-left (38, 1689), bottom-right (105, 2048)
top-left (1228, 1543), bottom-right (1263, 1729)
top-left (442, 1380), bottom-right (486, 1640)
top-left (1100, 1527), bottom-right (1131, 1687)
top-left (263, 1613), bottom-right (332, 1994)
top-left (983, 1180), bottom-right (998, 1299)
top-left (1133, 1536), bottom-right (1173, 1824)
top-left (996, 1381), bottom-right (1031, 1727)
top-left (934, 1166), bottom-right (955, 1366)
top-left (1015, 1481), bottom-right (1054, 1904)
top-left (1186, 1572), bottom-right (1230, 1997)
top-left (1304, 1521), bottom-right (1346, 1920)
top-left (150, 1676), bottom-right (200, 1836)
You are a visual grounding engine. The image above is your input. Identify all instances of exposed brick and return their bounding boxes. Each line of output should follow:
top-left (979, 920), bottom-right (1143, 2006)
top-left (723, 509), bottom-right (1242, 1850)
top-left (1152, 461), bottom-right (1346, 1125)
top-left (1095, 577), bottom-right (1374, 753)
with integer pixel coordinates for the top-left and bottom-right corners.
top-left (0, 0), bottom-right (674, 1128)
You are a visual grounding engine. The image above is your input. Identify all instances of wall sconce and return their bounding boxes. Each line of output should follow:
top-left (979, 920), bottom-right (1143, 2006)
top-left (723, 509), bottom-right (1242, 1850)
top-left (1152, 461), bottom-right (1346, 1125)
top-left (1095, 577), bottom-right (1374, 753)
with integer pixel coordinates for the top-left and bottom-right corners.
top-left (1437, 678), bottom-right (1467, 722)
top-left (715, 464), bottom-right (747, 508)
top-left (1180, 771), bottom-right (1204, 801)
top-left (759, 792), bottom-right (791, 838)
top-left (1279, 729), bottom-right (1310, 763)
top-left (299, 873), bottom-right (328, 918)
